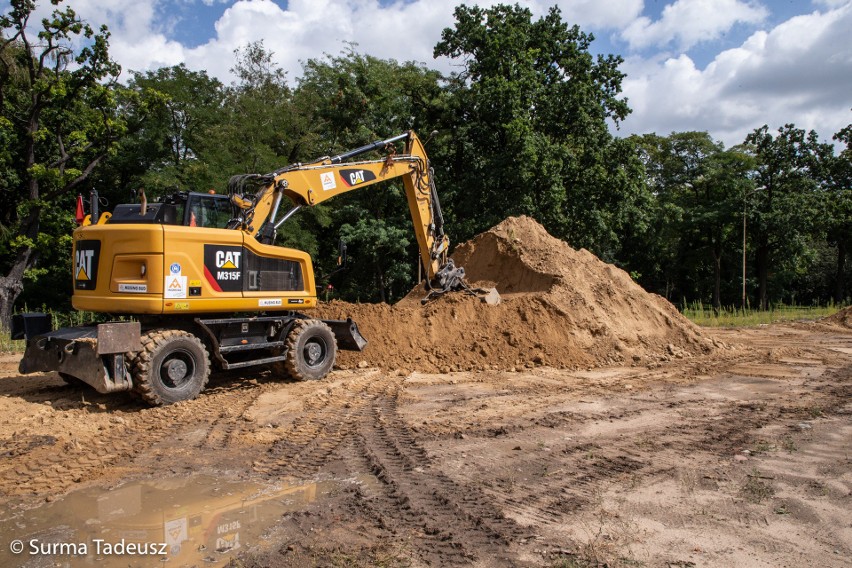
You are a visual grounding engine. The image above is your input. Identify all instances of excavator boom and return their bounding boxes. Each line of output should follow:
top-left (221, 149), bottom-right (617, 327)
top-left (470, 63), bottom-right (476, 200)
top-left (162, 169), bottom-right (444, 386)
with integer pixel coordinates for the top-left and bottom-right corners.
top-left (229, 131), bottom-right (463, 290)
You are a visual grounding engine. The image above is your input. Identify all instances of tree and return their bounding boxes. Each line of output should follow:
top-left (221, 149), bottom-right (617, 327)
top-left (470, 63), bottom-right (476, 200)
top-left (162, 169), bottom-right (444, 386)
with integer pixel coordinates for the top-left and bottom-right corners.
top-left (433, 4), bottom-right (646, 259)
top-left (825, 123), bottom-right (852, 303)
top-left (119, 64), bottom-right (224, 195)
top-left (630, 132), bottom-right (751, 311)
top-left (743, 125), bottom-right (828, 309)
top-left (208, 41), bottom-right (296, 176)
top-left (0, 0), bottom-right (123, 330)
top-left (203, 41), bottom-right (331, 262)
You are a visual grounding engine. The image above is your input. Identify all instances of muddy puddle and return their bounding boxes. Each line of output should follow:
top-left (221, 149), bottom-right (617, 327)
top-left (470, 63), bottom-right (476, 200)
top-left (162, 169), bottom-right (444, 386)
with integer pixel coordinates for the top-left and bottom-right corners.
top-left (0, 474), bottom-right (353, 567)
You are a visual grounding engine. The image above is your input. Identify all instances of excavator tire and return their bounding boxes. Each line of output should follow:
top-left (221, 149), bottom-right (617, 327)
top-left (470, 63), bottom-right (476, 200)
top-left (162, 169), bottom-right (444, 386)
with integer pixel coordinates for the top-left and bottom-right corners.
top-left (284, 319), bottom-right (337, 381)
top-left (130, 329), bottom-right (210, 406)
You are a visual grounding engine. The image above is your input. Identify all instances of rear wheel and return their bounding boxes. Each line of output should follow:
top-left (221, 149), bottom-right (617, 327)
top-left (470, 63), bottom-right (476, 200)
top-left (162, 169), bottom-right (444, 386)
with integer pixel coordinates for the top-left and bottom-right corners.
top-left (131, 329), bottom-right (210, 405)
top-left (284, 320), bottom-right (336, 381)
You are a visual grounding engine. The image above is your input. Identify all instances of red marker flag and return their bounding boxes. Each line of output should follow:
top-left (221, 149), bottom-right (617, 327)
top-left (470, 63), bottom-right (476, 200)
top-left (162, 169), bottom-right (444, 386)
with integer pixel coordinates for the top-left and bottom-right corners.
top-left (75, 194), bottom-right (85, 225)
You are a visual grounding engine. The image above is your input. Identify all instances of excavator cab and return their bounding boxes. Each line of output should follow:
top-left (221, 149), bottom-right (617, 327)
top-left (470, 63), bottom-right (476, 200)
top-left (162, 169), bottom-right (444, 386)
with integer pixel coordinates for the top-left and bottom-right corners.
top-left (106, 192), bottom-right (234, 228)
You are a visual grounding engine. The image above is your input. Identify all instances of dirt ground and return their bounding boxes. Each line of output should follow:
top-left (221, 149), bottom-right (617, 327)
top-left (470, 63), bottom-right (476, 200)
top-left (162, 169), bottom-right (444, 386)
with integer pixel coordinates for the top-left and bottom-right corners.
top-left (0, 321), bottom-right (850, 567)
top-left (0, 217), bottom-right (850, 567)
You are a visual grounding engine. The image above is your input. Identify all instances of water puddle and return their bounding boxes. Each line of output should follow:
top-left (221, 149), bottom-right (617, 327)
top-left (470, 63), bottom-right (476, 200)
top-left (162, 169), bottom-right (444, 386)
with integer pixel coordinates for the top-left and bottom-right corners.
top-left (0, 474), bottom-right (338, 567)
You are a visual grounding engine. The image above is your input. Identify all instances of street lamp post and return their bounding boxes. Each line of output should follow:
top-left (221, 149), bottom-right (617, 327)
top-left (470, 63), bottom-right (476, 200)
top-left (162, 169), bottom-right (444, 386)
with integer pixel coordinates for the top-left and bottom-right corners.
top-left (742, 198), bottom-right (747, 311)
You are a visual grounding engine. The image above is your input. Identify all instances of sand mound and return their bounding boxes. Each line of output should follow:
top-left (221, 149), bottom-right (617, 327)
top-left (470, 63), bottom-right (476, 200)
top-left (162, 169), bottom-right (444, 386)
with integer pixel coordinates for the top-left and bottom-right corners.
top-left (823, 306), bottom-right (852, 328)
top-left (317, 216), bottom-right (710, 372)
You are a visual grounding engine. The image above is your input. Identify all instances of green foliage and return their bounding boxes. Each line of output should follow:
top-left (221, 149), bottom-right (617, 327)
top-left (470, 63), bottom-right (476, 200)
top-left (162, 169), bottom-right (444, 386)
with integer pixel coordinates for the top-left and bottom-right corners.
top-left (211, 41), bottom-right (327, 258)
top-left (682, 302), bottom-right (841, 328)
top-left (117, 64), bottom-right (225, 197)
top-left (628, 132), bottom-right (754, 310)
top-left (743, 124), bottom-right (833, 308)
top-left (433, 4), bottom-right (646, 259)
top-left (338, 216), bottom-right (412, 302)
top-left (0, 0), bottom-right (124, 329)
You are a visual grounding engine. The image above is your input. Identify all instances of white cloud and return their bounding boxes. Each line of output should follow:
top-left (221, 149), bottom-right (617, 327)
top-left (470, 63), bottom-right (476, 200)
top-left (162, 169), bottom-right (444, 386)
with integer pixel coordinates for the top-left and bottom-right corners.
top-left (619, 2), bottom-right (852, 145)
top-left (813, 0), bottom-right (850, 7)
top-left (7, 0), bottom-right (643, 81)
top-left (135, 0), bottom-right (463, 82)
top-left (551, 0), bottom-right (644, 29)
top-left (621, 0), bottom-right (768, 50)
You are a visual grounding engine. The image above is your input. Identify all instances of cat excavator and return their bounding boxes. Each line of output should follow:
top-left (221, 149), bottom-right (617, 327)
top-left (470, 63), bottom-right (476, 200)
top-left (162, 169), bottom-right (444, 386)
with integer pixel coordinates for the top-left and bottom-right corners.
top-left (14, 131), bottom-right (482, 405)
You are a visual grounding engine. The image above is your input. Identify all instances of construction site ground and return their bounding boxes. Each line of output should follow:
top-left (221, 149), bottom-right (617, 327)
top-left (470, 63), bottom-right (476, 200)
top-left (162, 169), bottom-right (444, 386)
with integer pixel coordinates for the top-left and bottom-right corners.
top-left (1, 217), bottom-right (850, 567)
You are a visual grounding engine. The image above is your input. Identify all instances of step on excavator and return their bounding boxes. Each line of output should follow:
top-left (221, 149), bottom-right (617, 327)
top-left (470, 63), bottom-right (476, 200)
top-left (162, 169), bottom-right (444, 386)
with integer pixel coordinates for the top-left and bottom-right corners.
top-left (14, 131), bottom-right (495, 405)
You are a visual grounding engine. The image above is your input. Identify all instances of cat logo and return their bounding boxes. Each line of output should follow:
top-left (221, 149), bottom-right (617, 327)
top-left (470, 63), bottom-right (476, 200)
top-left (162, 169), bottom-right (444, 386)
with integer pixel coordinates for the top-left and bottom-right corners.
top-left (204, 245), bottom-right (243, 292)
top-left (216, 532), bottom-right (240, 552)
top-left (339, 168), bottom-right (377, 188)
top-left (74, 240), bottom-right (100, 290)
top-left (76, 254), bottom-right (92, 280)
top-left (215, 250), bottom-right (241, 269)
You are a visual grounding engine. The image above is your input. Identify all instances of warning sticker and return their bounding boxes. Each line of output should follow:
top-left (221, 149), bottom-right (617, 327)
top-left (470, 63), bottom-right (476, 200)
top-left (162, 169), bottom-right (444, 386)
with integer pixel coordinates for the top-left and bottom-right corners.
top-left (164, 517), bottom-right (188, 552)
top-left (320, 172), bottom-right (336, 191)
top-left (164, 275), bottom-right (187, 299)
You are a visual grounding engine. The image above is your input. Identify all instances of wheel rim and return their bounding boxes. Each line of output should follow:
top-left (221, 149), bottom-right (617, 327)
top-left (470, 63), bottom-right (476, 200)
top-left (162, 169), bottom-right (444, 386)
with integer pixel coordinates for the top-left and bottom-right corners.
top-left (303, 337), bottom-right (328, 368)
top-left (158, 348), bottom-right (197, 389)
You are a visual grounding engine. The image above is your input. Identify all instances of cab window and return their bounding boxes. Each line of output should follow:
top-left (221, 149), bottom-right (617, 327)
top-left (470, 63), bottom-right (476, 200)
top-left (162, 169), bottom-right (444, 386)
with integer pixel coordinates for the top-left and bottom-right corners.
top-left (185, 194), bottom-right (233, 228)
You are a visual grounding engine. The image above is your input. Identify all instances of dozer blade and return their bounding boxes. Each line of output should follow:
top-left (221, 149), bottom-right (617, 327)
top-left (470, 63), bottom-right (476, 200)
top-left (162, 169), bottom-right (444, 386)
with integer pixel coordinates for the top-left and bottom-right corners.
top-left (322, 318), bottom-right (368, 351)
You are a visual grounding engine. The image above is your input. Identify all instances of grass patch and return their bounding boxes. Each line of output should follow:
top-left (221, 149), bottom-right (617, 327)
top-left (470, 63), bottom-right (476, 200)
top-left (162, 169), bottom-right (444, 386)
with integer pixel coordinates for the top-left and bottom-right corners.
top-left (0, 331), bottom-right (24, 354)
top-left (681, 302), bottom-right (842, 328)
top-left (741, 469), bottom-right (775, 504)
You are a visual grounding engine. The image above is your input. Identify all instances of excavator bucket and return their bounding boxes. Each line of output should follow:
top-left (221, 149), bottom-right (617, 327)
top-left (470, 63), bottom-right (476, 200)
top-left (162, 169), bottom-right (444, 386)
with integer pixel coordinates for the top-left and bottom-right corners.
top-left (421, 259), bottom-right (501, 305)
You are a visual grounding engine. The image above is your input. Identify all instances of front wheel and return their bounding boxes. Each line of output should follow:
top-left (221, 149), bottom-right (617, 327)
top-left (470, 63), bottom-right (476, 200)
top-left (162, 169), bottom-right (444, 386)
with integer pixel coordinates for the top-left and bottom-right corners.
top-left (131, 329), bottom-right (210, 405)
top-left (284, 320), bottom-right (337, 381)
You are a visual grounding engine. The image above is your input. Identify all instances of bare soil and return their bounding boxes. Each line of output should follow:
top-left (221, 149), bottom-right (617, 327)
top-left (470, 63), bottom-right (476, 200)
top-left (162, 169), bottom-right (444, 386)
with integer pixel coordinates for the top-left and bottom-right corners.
top-left (0, 217), bottom-right (849, 567)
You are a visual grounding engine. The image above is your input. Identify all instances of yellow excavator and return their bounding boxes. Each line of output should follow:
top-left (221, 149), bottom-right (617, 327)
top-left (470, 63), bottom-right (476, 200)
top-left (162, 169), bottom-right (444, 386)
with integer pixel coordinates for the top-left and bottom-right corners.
top-left (14, 131), bottom-right (477, 405)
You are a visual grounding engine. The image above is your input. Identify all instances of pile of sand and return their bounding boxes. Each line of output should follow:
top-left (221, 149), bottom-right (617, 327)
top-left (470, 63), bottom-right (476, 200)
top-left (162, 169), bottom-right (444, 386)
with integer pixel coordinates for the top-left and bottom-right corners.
top-left (317, 216), bottom-right (711, 372)
top-left (823, 306), bottom-right (852, 328)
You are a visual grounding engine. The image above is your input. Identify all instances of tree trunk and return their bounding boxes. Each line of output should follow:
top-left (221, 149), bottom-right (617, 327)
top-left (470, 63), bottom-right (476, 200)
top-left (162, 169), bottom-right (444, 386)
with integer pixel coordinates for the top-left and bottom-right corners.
top-left (0, 248), bottom-right (34, 332)
top-left (835, 240), bottom-right (847, 305)
top-left (712, 248), bottom-right (722, 316)
top-left (376, 264), bottom-right (386, 304)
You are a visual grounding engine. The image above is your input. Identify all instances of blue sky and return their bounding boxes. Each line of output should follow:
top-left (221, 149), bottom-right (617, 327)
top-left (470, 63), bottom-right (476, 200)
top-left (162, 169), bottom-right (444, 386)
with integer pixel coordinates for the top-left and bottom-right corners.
top-left (5, 0), bottom-right (851, 147)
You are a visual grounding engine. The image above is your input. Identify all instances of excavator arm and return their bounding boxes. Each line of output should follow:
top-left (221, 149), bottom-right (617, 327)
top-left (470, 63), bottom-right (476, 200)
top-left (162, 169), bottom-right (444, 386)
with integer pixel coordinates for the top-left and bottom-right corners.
top-left (228, 131), bottom-right (467, 294)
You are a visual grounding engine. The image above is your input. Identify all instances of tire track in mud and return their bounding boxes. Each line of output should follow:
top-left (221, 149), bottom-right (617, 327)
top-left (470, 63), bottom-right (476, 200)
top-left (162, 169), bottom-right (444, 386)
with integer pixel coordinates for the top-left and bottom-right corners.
top-left (347, 383), bottom-right (529, 567)
top-left (251, 372), bottom-right (395, 479)
top-left (196, 387), bottom-right (266, 451)
top-left (0, 379), bottom-right (272, 500)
